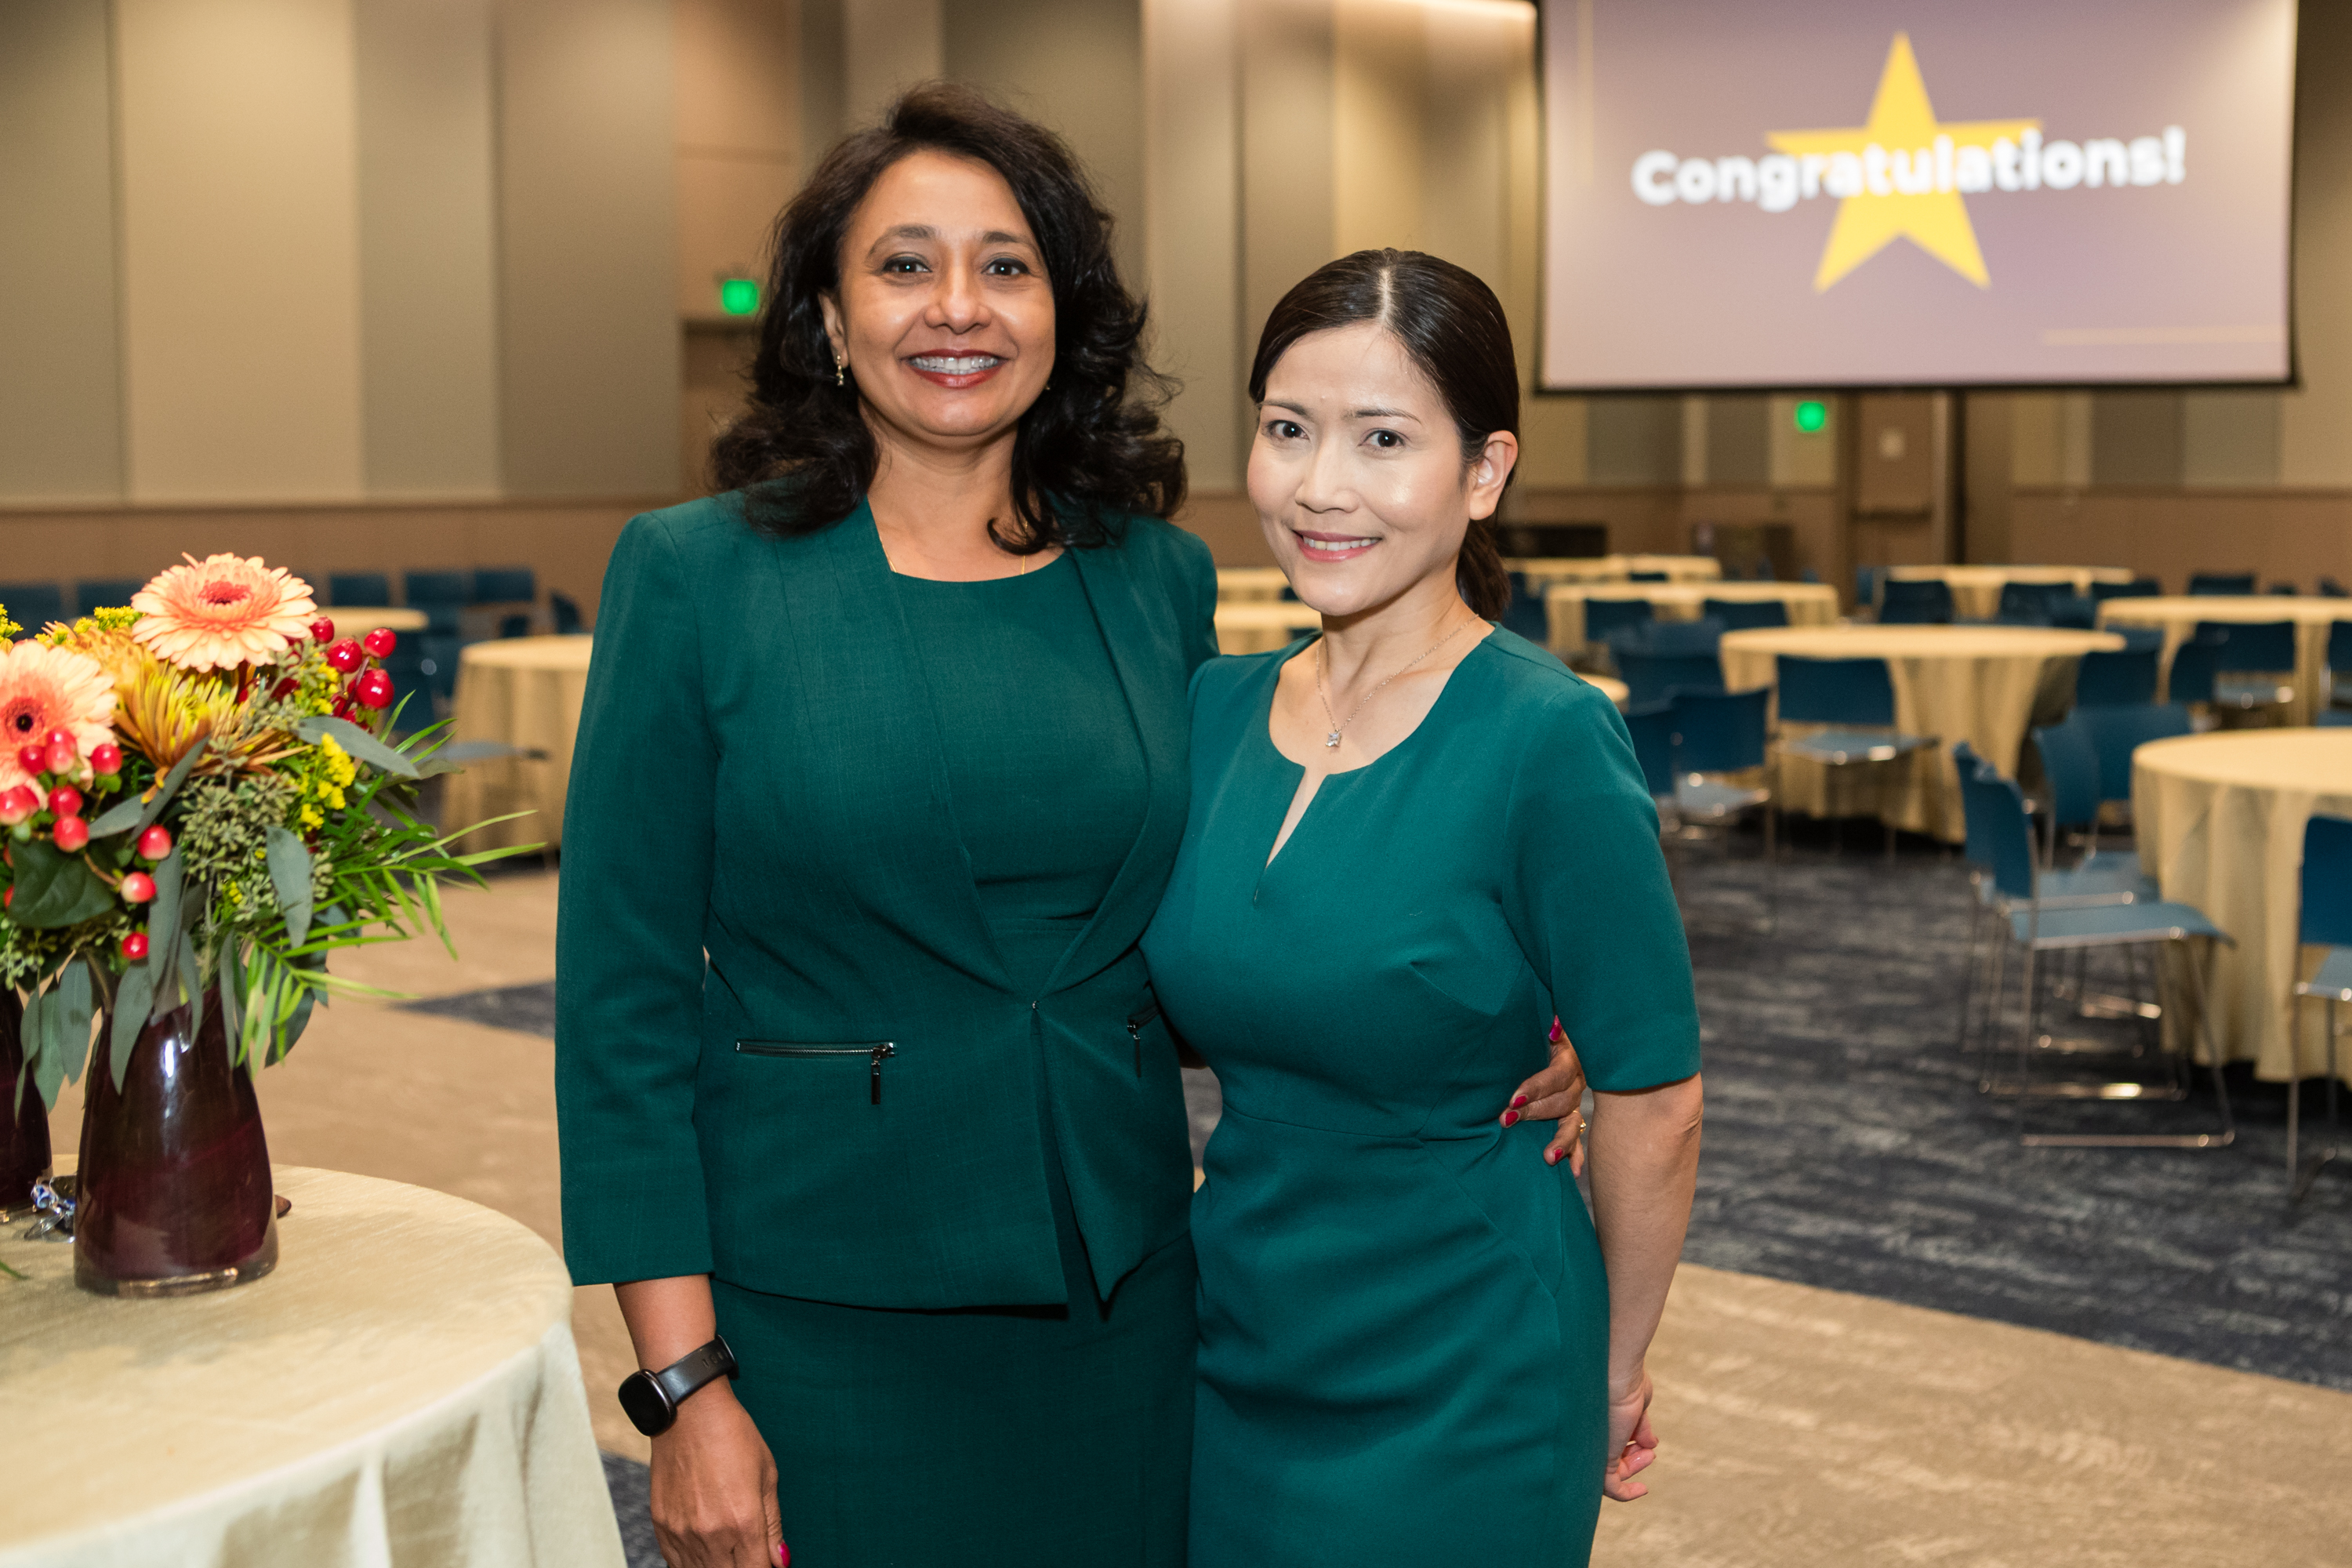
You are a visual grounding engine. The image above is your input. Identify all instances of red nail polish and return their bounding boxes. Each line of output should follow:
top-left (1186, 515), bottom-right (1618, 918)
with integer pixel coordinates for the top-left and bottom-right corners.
top-left (1546, 1149), bottom-right (1560, 1165)
top-left (1511, 1094), bottom-right (1529, 1109)
top-left (1501, 1110), bottom-right (1519, 1127)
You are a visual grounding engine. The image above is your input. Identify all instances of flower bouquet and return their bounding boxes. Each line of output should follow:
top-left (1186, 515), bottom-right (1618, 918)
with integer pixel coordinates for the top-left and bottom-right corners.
top-left (0, 554), bottom-right (529, 1294)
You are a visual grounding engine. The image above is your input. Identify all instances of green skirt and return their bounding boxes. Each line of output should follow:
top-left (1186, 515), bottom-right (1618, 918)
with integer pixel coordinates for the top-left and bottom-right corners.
top-left (715, 1137), bottom-right (1196, 1567)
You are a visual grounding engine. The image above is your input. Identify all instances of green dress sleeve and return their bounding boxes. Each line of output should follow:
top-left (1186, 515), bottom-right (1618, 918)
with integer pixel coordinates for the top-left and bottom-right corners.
top-left (555, 513), bottom-right (719, 1284)
top-left (1501, 682), bottom-right (1701, 1093)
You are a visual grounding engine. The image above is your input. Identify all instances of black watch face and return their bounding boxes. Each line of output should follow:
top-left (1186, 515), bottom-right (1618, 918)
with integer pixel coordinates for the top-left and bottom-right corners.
top-left (619, 1370), bottom-right (673, 1436)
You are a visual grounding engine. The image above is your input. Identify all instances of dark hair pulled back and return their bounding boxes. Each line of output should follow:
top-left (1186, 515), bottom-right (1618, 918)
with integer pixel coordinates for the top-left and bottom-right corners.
top-left (1247, 249), bottom-right (1517, 619)
top-left (710, 82), bottom-right (1185, 548)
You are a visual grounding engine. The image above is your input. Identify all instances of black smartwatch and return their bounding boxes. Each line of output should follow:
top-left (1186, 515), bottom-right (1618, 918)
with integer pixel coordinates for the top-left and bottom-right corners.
top-left (619, 1334), bottom-right (739, 1437)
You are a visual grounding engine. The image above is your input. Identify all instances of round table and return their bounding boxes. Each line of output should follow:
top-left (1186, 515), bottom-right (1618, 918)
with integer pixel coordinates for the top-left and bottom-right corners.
top-left (1510, 554), bottom-right (1722, 590)
top-left (2096, 596), bottom-right (2347, 726)
top-left (1583, 673), bottom-right (1630, 706)
top-left (1886, 564), bottom-right (2132, 621)
top-left (1214, 601), bottom-right (1322, 655)
top-left (0, 1167), bottom-right (622, 1567)
top-left (1214, 567), bottom-right (1292, 603)
top-left (1719, 624), bottom-right (2121, 842)
top-left (1545, 581), bottom-right (1840, 655)
top-left (319, 606), bottom-right (429, 637)
top-left (2132, 731), bottom-right (2352, 1085)
top-left (440, 635), bottom-right (593, 854)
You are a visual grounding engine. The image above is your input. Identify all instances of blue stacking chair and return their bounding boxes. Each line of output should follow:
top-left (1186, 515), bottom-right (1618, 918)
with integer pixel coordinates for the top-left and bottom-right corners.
top-left (330, 572), bottom-right (391, 607)
top-left (2321, 710), bottom-right (2352, 728)
top-left (2268, 583), bottom-right (2299, 595)
top-left (551, 592), bottom-right (586, 636)
top-left (2111, 626), bottom-right (2165, 655)
top-left (2092, 578), bottom-right (2163, 603)
top-left (1581, 597), bottom-right (1653, 668)
top-left (1963, 766), bottom-right (2235, 1146)
top-left (404, 570), bottom-right (468, 637)
top-left (1628, 569), bottom-right (1670, 583)
top-left (2318, 577), bottom-right (2349, 598)
top-left (2070, 702), bottom-right (2192, 817)
top-left (1618, 617), bottom-right (1723, 657)
top-left (75, 579), bottom-right (140, 616)
top-left (1621, 699), bottom-right (1679, 806)
top-left (1665, 686), bottom-right (1777, 921)
top-left (1878, 579), bottom-right (1954, 625)
top-left (0, 581), bottom-right (67, 629)
top-left (2074, 648), bottom-right (2158, 708)
top-left (1800, 568), bottom-right (1822, 584)
top-left (1703, 597), bottom-right (1788, 631)
top-left (1500, 572), bottom-right (1550, 647)
top-left (2288, 815), bottom-right (2352, 1200)
top-left (1616, 648), bottom-right (1726, 707)
top-left (2164, 633), bottom-right (2227, 706)
top-left (2188, 572), bottom-right (2256, 597)
top-left (2027, 718), bottom-right (2160, 899)
top-left (417, 633), bottom-right (462, 704)
top-left (2325, 619), bottom-right (2350, 711)
top-left (2198, 619), bottom-right (2299, 715)
top-left (1751, 557), bottom-right (1777, 583)
top-left (1773, 655), bottom-right (1937, 860)
top-left (1995, 581), bottom-right (2066, 625)
top-left (471, 566), bottom-right (536, 604)
top-left (1855, 566), bottom-right (1879, 615)
top-left (2047, 594), bottom-right (2097, 630)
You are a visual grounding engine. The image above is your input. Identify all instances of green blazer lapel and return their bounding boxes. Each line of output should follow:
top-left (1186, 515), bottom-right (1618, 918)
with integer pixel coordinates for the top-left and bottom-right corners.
top-left (788, 503), bottom-right (1014, 990)
top-left (1046, 536), bottom-right (1190, 993)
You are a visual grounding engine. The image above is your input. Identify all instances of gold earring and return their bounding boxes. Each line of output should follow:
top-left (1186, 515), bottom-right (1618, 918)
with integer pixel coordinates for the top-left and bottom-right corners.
top-left (834, 358), bottom-right (845, 387)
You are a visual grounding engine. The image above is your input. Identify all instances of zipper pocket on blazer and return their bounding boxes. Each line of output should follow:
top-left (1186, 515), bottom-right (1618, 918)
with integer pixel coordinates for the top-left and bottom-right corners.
top-left (735, 1041), bottom-right (895, 1105)
top-left (1126, 1004), bottom-right (1161, 1079)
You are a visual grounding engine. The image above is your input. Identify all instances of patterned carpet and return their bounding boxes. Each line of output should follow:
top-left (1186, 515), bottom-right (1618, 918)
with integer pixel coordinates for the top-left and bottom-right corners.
top-left (420, 829), bottom-right (2350, 1563)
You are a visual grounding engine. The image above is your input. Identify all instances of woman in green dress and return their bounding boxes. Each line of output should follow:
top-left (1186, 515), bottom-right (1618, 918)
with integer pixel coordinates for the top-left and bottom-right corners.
top-left (1142, 251), bottom-right (1705, 1566)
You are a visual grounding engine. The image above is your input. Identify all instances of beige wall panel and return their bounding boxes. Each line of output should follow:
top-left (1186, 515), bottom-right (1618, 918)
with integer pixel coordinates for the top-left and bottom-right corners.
top-left (116, 0), bottom-right (365, 503)
top-left (677, 154), bottom-right (798, 319)
top-left (496, 0), bottom-right (680, 498)
top-left (2282, 2), bottom-right (2352, 486)
top-left (2183, 390), bottom-right (2283, 488)
top-left (1585, 397), bottom-right (1679, 486)
top-left (1417, 2), bottom-right (1522, 292)
top-left (844, 0), bottom-right (942, 129)
top-left (1144, 0), bottom-right (1243, 491)
top-left (681, 326), bottom-right (758, 497)
top-left (355, 0), bottom-right (502, 498)
top-left (1332, 0), bottom-right (1426, 256)
top-left (1240, 0), bottom-right (1336, 464)
top-left (2010, 489), bottom-right (2352, 595)
top-left (677, 0), bottom-right (798, 156)
top-left (1767, 396), bottom-right (1836, 488)
top-left (2089, 391), bottom-right (2185, 487)
top-left (1962, 393), bottom-right (2014, 565)
top-left (1505, 24), bottom-right (1583, 486)
top-left (1175, 490), bottom-right (1271, 567)
top-left (0, 1), bottom-right (124, 503)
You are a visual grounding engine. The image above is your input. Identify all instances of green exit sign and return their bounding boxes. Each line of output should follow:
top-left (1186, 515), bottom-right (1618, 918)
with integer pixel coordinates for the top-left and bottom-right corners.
top-left (1793, 399), bottom-right (1828, 434)
top-left (718, 278), bottom-right (760, 316)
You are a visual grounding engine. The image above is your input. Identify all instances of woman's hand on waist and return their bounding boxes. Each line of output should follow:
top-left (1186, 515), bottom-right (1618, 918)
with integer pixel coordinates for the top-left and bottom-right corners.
top-left (1499, 1018), bottom-right (1590, 1174)
top-left (651, 1381), bottom-right (786, 1567)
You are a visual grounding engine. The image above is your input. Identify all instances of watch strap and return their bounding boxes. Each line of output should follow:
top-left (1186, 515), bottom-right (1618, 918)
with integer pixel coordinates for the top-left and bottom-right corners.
top-left (652, 1334), bottom-right (739, 1411)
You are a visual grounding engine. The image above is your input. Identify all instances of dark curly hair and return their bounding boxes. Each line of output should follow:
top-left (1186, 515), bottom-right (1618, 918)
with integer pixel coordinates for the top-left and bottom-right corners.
top-left (710, 82), bottom-right (1185, 550)
top-left (1248, 249), bottom-right (1518, 620)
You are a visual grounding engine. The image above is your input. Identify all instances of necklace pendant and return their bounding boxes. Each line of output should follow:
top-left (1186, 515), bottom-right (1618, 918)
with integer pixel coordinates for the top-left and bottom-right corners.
top-left (1325, 731), bottom-right (1342, 750)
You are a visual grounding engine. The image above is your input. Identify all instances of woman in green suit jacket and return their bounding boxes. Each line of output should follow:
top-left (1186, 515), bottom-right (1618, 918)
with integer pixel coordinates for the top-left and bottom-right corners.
top-left (557, 87), bottom-right (1213, 1566)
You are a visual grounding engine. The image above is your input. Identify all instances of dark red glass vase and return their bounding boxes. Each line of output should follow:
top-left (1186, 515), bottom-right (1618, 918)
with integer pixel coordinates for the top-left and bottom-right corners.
top-left (1, 990), bottom-right (53, 1215)
top-left (74, 989), bottom-right (276, 1297)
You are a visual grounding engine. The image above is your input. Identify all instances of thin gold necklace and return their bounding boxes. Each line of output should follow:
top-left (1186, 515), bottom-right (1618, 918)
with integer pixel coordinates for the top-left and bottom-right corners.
top-left (1315, 614), bottom-right (1479, 752)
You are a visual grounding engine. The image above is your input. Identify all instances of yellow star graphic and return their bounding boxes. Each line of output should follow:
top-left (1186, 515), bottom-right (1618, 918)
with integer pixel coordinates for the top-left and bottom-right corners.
top-left (1769, 34), bottom-right (2038, 292)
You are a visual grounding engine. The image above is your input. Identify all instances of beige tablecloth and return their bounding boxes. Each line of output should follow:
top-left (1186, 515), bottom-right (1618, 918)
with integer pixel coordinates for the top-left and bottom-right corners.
top-left (319, 607), bottom-right (430, 637)
top-left (1508, 554), bottom-right (1723, 589)
top-left (1546, 581), bottom-right (1840, 655)
top-left (1214, 601), bottom-right (1322, 655)
top-left (440, 635), bottom-right (593, 854)
top-left (1887, 564), bottom-right (2132, 621)
top-left (1720, 625), bottom-right (2121, 841)
top-left (1214, 567), bottom-right (1292, 603)
top-left (2096, 595), bottom-right (2347, 725)
top-left (1584, 674), bottom-right (1630, 706)
top-left (0, 1167), bottom-right (622, 1568)
top-left (2133, 731), bottom-right (2352, 1085)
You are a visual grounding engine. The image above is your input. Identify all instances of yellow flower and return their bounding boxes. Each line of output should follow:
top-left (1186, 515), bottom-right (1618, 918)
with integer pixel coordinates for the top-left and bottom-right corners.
top-left (318, 735), bottom-right (357, 789)
top-left (299, 804), bottom-right (324, 829)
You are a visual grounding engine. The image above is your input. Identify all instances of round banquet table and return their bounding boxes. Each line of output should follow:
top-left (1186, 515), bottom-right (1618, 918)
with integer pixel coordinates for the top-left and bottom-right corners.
top-left (2132, 731), bottom-right (2352, 1086)
top-left (1719, 624), bottom-right (2122, 842)
top-left (1886, 564), bottom-right (2132, 621)
top-left (1214, 600), bottom-right (1322, 655)
top-left (1584, 673), bottom-right (1630, 706)
top-left (2095, 596), bottom-right (2347, 726)
top-left (1545, 580), bottom-right (1839, 655)
top-left (321, 606), bottom-right (429, 637)
top-left (0, 1167), bottom-right (623, 1568)
top-left (1508, 554), bottom-right (1722, 589)
top-left (1214, 566), bottom-right (1293, 602)
top-left (439, 634), bottom-right (593, 854)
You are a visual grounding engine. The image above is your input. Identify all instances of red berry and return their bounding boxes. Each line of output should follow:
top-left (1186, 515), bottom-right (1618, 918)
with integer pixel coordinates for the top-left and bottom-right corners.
top-left (89, 742), bottom-right (121, 776)
top-left (270, 677), bottom-right (299, 702)
top-left (310, 618), bottom-right (336, 644)
top-left (47, 786), bottom-right (82, 818)
top-left (51, 815), bottom-right (88, 852)
top-left (120, 871), bottom-right (156, 905)
top-left (362, 627), bottom-right (397, 658)
top-left (136, 824), bottom-right (172, 861)
top-left (326, 639), bottom-right (365, 673)
top-left (122, 931), bottom-right (148, 960)
top-left (354, 669), bottom-right (394, 710)
top-left (332, 696), bottom-right (355, 719)
top-left (0, 786), bottom-right (34, 826)
top-left (16, 744), bottom-right (47, 776)
top-left (2, 887), bottom-right (9, 909)
top-left (44, 727), bottom-right (74, 749)
top-left (43, 739), bottom-right (77, 775)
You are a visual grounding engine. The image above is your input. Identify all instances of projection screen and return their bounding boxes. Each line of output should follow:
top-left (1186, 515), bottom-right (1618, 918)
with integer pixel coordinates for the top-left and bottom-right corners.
top-left (1539, 0), bottom-right (2298, 390)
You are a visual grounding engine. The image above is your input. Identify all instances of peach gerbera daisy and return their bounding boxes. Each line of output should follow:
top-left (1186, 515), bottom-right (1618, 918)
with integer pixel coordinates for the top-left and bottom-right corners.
top-left (129, 554), bottom-right (318, 672)
top-left (0, 641), bottom-right (117, 796)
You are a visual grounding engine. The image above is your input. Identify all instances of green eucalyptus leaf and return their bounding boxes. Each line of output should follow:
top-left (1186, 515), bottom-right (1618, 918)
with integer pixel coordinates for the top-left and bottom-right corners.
top-left (219, 939), bottom-right (245, 1067)
top-left (294, 714), bottom-right (421, 779)
top-left (18, 985), bottom-right (46, 1088)
top-left (88, 792), bottom-right (146, 837)
top-left (264, 827), bottom-right (314, 949)
top-left (109, 961), bottom-right (154, 1092)
top-left (5, 840), bottom-right (116, 928)
top-left (144, 851), bottom-right (185, 1022)
top-left (53, 960), bottom-right (93, 1090)
top-left (180, 935), bottom-right (203, 1044)
top-left (135, 740), bottom-right (209, 835)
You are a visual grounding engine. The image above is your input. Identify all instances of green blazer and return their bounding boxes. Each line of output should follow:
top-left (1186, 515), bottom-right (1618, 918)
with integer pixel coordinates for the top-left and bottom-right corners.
top-left (555, 492), bottom-right (1219, 1308)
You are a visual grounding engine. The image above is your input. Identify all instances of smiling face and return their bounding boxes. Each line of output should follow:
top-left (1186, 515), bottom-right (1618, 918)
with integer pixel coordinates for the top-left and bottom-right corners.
top-left (1248, 321), bottom-right (1515, 620)
top-left (820, 149), bottom-right (1056, 459)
